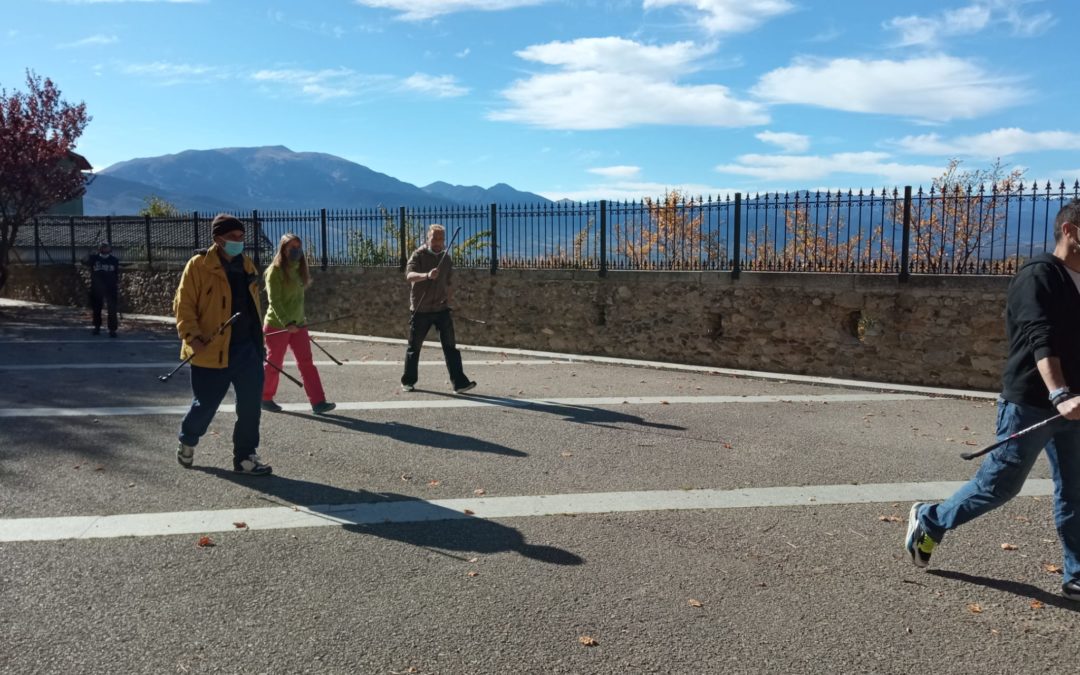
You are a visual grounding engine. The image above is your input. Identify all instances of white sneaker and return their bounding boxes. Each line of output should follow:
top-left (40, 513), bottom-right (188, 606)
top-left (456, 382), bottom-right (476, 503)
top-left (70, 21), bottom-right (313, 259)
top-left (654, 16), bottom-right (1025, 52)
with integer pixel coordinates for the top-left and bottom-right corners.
top-left (401, 384), bottom-right (415, 392)
top-left (233, 453), bottom-right (272, 476)
top-left (176, 442), bottom-right (194, 468)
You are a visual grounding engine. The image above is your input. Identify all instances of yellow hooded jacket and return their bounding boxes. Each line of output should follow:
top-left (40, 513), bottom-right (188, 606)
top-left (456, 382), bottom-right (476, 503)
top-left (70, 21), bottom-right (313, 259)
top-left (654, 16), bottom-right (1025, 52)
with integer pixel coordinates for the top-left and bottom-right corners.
top-left (173, 243), bottom-right (262, 368)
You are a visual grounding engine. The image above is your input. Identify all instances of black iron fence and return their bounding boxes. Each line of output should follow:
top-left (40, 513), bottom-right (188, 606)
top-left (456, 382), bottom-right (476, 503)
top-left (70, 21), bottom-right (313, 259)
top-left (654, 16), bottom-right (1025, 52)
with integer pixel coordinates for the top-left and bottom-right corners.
top-left (15, 180), bottom-right (1080, 277)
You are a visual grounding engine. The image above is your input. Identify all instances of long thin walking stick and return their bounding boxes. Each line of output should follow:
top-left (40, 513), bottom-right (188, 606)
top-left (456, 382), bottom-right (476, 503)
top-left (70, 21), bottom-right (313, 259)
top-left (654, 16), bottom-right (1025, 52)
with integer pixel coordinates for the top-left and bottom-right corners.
top-left (158, 312), bottom-right (241, 382)
top-left (309, 335), bottom-right (343, 365)
top-left (411, 226), bottom-right (462, 320)
top-left (264, 313), bottom-right (360, 339)
top-left (960, 413), bottom-right (1063, 460)
top-left (264, 355), bottom-right (304, 388)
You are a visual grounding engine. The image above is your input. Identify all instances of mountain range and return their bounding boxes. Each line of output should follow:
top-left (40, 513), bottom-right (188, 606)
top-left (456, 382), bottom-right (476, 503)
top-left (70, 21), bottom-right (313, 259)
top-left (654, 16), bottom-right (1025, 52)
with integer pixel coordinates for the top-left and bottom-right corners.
top-left (86, 146), bottom-right (550, 215)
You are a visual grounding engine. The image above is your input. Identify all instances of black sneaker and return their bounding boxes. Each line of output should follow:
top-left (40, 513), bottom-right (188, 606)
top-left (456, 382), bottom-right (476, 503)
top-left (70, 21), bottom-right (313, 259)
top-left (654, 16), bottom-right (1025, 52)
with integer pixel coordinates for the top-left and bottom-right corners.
top-left (92, 327), bottom-right (101, 336)
top-left (454, 381), bottom-right (477, 394)
top-left (233, 453), bottom-right (272, 476)
top-left (904, 502), bottom-right (937, 568)
top-left (176, 441), bottom-right (194, 468)
top-left (109, 331), bottom-right (117, 338)
top-left (311, 401), bottom-right (336, 414)
top-left (261, 400), bottom-right (283, 413)
top-left (1063, 580), bottom-right (1080, 602)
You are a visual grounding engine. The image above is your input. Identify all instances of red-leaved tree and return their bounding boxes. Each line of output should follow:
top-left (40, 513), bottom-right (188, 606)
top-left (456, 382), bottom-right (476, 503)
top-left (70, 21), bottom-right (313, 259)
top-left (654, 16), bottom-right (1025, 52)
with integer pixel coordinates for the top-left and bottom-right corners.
top-left (0, 70), bottom-right (90, 292)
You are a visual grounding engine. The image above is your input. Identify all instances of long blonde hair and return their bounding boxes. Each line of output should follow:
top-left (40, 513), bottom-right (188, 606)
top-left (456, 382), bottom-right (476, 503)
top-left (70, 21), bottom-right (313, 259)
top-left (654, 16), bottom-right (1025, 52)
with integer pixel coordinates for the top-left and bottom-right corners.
top-left (272, 233), bottom-right (310, 287)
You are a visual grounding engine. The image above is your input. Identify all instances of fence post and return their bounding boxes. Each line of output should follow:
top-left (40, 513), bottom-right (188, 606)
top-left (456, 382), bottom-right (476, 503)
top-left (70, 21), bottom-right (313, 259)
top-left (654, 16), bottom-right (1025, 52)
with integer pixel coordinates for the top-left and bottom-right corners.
top-left (732, 193), bottom-right (742, 280)
top-left (599, 200), bottom-right (607, 277)
top-left (193, 212), bottom-right (200, 251)
top-left (144, 212), bottom-right (153, 265)
top-left (398, 206), bottom-right (407, 271)
top-left (105, 216), bottom-right (112, 248)
top-left (489, 203), bottom-right (498, 275)
top-left (899, 186), bottom-right (912, 282)
top-left (69, 216), bottom-right (76, 264)
top-left (320, 208), bottom-right (329, 271)
top-left (33, 218), bottom-right (40, 266)
top-left (251, 210), bottom-right (261, 268)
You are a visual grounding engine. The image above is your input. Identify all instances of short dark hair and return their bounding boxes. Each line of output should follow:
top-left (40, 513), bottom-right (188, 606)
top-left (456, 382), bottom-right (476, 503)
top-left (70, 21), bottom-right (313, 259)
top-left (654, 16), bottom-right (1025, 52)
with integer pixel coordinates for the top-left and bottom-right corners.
top-left (1055, 199), bottom-right (1080, 241)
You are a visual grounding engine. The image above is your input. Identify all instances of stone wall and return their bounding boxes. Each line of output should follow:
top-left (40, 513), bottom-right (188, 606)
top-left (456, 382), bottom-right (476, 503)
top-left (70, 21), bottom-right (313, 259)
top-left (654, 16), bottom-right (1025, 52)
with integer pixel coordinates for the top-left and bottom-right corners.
top-left (2, 263), bottom-right (1008, 390)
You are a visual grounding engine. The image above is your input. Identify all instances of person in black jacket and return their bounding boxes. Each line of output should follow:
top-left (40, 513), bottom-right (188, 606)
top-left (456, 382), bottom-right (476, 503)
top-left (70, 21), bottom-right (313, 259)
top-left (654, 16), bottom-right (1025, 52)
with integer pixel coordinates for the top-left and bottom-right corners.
top-left (905, 199), bottom-right (1080, 602)
top-left (81, 241), bottom-right (120, 337)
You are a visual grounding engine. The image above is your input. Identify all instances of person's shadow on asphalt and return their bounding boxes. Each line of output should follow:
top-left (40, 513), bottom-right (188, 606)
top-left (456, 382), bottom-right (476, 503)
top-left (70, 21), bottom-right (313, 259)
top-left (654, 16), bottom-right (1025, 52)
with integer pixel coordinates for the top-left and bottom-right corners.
top-left (928, 569), bottom-right (1080, 612)
top-left (430, 391), bottom-right (687, 431)
top-left (192, 466), bottom-right (583, 566)
top-left (277, 410), bottom-right (527, 457)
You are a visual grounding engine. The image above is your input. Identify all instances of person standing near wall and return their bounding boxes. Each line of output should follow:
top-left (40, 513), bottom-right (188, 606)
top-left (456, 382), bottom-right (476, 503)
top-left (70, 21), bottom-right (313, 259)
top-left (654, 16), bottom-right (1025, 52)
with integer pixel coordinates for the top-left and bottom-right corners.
top-left (400, 223), bottom-right (476, 394)
top-left (905, 199), bottom-right (1080, 602)
top-left (174, 214), bottom-right (271, 476)
top-left (261, 233), bottom-right (335, 415)
top-left (81, 241), bottom-right (120, 337)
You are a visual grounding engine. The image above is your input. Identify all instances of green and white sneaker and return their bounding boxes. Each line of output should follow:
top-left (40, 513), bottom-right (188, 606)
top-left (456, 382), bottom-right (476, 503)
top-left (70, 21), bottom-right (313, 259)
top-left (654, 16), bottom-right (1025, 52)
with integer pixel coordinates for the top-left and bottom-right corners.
top-left (905, 502), bottom-right (937, 568)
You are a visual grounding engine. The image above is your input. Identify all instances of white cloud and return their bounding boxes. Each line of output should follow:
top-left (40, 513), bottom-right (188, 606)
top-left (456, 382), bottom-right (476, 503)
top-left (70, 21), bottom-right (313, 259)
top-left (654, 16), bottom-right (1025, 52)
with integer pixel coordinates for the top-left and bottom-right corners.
top-left (51, 0), bottom-right (205, 4)
top-left (643, 0), bottom-right (794, 35)
top-left (121, 61), bottom-right (228, 85)
top-left (715, 151), bottom-right (945, 186)
top-left (752, 55), bottom-right (1024, 122)
top-left (588, 165), bottom-right (642, 178)
top-left (491, 37), bottom-right (767, 130)
top-left (57, 34), bottom-right (118, 48)
top-left (893, 128), bottom-right (1080, 158)
top-left (401, 73), bottom-right (469, 98)
top-left (352, 0), bottom-right (545, 21)
top-left (755, 130), bottom-right (809, 153)
top-left (885, 1), bottom-right (1054, 47)
top-left (456, 47), bottom-right (471, 58)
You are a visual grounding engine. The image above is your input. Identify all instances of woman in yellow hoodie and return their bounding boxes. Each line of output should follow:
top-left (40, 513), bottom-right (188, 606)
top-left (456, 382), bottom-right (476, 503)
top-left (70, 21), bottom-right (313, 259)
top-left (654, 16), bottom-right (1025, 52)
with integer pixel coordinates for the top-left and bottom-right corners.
top-left (261, 233), bottom-right (335, 414)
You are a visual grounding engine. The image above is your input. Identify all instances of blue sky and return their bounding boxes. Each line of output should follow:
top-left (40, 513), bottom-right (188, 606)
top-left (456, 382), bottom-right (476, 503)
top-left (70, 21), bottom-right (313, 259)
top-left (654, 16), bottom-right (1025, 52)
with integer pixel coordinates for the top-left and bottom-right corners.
top-left (3, 0), bottom-right (1077, 200)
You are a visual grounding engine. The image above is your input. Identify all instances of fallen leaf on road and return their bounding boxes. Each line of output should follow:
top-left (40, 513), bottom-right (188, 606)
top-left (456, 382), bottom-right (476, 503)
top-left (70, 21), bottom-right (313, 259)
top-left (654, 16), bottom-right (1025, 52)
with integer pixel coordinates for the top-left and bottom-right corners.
top-left (468, 557), bottom-right (478, 563)
top-left (127, 482), bottom-right (136, 488)
top-left (688, 599), bottom-right (703, 607)
top-left (427, 480), bottom-right (441, 487)
top-left (401, 474), bottom-right (412, 481)
top-left (967, 603), bottom-right (983, 614)
top-left (196, 536), bottom-right (214, 548)
top-left (467, 571), bottom-right (479, 577)
top-left (463, 509), bottom-right (475, 516)
top-left (561, 452), bottom-right (573, 457)
top-left (878, 515), bottom-right (903, 523)
top-left (1042, 563), bottom-right (1064, 574)
top-left (474, 489), bottom-right (486, 496)
top-left (1000, 543), bottom-right (1018, 551)
top-left (578, 636), bottom-right (598, 647)
top-left (963, 441), bottom-right (978, 446)
top-left (233, 522), bottom-right (247, 529)
top-left (721, 443), bottom-right (733, 450)
top-left (1031, 600), bottom-right (1044, 610)
top-left (660, 400), bottom-right (669, 405)
top-left (94, 466), bottom-right (104, 472)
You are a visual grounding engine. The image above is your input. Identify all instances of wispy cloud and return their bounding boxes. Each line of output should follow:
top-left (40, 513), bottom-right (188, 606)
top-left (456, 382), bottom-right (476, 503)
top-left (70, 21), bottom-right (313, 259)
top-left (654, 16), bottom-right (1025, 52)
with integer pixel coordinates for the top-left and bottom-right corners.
top-left (753, 55), bottom-right (1025, 122)
top-left (885, 1), bottom-right (1055, 47)
top-left (491, 37), bottom-right (767, 129)
top-left (588, 165), bottom-right (641, 178)
top-left (401, 73), bottom-right (469, 98)
top-left (120, 61), bottom-right (229, 85)
top-left (456, 47), bottom-right (471, 58)
top-left (57, 34), bottom-right (118, 48)
top-left (755, 130), bottom-right (809, 153)
top-left (643, 0), bottom-right (794, 35)
top-left (267, 9), bottom-right (347, 39)
top-left (542, 180), bottom-right (740, 202)
top-left (251, 68), bottom-right (387, 101)
top-left (893, 128), bottom-right (1080, 158)
top-left (352, 0), bottom-right (546, 21)
top-left (715, 151), bottom-right (944, 186)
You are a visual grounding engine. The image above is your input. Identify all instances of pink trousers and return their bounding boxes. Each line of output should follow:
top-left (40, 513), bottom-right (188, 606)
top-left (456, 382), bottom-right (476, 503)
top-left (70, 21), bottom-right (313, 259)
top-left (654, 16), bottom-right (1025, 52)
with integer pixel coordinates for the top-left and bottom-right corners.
top-left (262, 326), bottom-right (327, 404)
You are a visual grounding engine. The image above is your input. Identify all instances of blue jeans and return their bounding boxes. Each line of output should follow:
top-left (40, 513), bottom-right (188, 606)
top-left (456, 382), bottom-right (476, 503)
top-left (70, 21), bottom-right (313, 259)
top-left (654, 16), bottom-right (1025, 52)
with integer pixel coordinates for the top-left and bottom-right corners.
top-left (178, 341), bottom-right (263, 461)
top-left (920, 398), bottom-right (1080, 584)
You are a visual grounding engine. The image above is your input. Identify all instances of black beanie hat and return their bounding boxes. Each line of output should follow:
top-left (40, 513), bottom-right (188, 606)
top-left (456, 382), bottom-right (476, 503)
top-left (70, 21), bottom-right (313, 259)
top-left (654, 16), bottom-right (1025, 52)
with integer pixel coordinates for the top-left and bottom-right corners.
top-left (211, 214), bottom-right (245, 238)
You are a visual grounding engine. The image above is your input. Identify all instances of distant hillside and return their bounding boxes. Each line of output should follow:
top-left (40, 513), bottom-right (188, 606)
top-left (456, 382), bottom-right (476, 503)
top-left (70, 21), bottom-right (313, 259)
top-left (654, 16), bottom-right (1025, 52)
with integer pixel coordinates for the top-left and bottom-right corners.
top-left (85, 174), bottom-right (239, 216)
top-left (422, 181), bottom-right (551, 205)
top-left (97, 146), bottom-right (458, 212)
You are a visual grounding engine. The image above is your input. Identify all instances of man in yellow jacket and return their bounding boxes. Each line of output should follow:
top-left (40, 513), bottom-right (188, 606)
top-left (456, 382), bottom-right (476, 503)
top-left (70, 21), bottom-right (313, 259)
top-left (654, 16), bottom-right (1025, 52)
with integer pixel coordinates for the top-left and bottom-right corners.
top-left (174, 214), bottom-right (271, 475)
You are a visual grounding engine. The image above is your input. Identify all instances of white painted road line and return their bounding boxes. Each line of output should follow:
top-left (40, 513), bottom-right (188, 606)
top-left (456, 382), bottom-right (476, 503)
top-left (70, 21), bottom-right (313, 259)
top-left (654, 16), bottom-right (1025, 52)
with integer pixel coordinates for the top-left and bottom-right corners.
top-left (0, 480), bottom-right (1054, 543)
top-left (0, 359), bottom-right (574, 371)
top-left (0, 393), bottom-right (934, 418)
